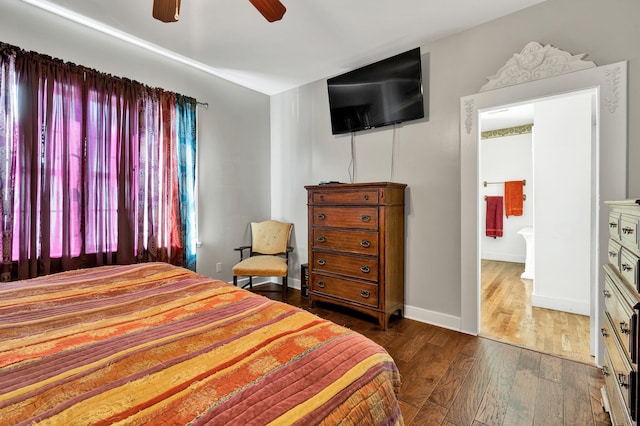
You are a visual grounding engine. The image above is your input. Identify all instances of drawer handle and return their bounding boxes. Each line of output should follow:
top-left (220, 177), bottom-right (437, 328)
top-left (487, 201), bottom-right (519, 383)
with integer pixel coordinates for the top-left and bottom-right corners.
top-left (317, 235), bottom-right (326, 243)
top-left (317, 213), bottom-right (326, 221)
top-left (317, 281), bottom-right (326, 288)
top-left (360, 265), bottom-right (371, 273)
top-left (601, 327), bottom-right (609, 337)
top-left (620, 321), bottom-right (630, 335)
top-left (360, 290), bottom-right (370, 298)
top-left (618, 373), bottom-right (628, 388)
top-left (317, 258), bottom-right (326, 266)
top-left (609, 222), bottom-right (618, 228)
top-left (601, 365), bottom-right (609, 377)
top-left (603, 289), bottom-right (611, 298)
top-left (361, 214), bottom-right (371, 222)
top-left (608, 251), bottom-right (618, 257)
top-left (363, 194), bottom-right (369, 201)
top-left (319, 195), bottom-right (324, 201)
top-left (361, 240), bottom-right (371, 248)
top-left (623, 226), bottom-right (634, 235)
top-left (622, 263), bottom-right (633, 272)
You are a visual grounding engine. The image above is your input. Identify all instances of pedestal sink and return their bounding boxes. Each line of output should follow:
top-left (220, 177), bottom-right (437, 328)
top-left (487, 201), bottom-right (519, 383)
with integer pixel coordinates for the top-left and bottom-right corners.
top-left (517, 227), bottom-right (534, 280)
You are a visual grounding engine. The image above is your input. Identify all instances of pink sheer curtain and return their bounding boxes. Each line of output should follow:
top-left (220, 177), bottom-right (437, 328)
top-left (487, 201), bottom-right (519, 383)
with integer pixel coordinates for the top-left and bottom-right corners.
top-left (0, 43), bottom-right (194, 280)
top-left (137, 89), bottom-right (183, 266)
top-left (84, 71), bottom-right (139, 266)
top-left (0, 46), bottom-right (18, 281)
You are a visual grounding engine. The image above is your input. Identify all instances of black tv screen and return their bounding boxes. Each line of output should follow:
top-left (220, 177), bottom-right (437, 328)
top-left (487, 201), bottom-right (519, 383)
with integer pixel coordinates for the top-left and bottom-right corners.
top-left (327, 48), bottom-right (424, 135)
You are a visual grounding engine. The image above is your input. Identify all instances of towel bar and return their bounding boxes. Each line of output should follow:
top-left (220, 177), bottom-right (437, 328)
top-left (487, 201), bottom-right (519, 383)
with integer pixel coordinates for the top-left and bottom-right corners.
top-left (484, 194), bottom-right (526, 201)
top-left (483, 179), bottom-right (526, 187)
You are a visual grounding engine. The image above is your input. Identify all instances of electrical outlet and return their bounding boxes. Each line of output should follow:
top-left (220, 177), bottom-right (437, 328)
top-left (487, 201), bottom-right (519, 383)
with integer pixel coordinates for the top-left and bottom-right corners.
top-left (216, 262), bottom-right (222, 273)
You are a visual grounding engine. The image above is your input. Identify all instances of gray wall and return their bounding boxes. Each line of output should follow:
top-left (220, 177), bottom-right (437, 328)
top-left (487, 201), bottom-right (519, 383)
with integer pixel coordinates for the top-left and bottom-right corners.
top-left (271, 0), bottom-right (640, 324)
top-left (0, 0), bottom-right (272, 280)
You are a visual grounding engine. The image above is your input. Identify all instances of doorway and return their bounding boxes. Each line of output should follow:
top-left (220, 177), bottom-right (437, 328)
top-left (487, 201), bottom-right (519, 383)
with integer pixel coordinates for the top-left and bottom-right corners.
top-left (459, 61), bottom-right (628, 367)
top-left (478, 92), bottom-right (596, 363)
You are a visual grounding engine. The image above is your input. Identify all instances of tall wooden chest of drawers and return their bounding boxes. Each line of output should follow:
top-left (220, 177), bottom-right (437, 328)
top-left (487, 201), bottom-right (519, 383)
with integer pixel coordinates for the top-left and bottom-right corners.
top-left (603, 200), bottom-right (640, 426)
top-left (305, 182), bottom-right (406, 330)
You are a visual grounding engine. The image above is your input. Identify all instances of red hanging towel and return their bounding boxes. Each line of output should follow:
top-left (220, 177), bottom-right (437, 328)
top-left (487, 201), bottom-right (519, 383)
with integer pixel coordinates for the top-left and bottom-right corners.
top-left (504, 180), bottom-right (524, 217)
top-left (486, 196), bottom-right (503, 238)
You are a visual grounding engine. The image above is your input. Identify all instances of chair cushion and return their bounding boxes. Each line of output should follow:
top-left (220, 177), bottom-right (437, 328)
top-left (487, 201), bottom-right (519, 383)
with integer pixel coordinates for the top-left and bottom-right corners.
top-left (251, 220), bottom-right (292, 255)
top-left (232, 255), bottom-right (288, 277)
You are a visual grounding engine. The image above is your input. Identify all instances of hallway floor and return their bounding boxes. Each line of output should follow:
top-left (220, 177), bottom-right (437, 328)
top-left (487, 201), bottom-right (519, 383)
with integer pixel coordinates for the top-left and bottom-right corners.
top-left (480, 260), bottom-right (593, 365)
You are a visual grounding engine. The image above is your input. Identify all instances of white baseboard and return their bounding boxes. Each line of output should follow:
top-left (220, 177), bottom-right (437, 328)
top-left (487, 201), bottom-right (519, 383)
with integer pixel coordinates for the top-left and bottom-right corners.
top-left (531, 294), bottom-right (589, 316)
top-left (481, 253), bottom-right (525, 263)
top-left (404, 304), bottom-right (465, 334)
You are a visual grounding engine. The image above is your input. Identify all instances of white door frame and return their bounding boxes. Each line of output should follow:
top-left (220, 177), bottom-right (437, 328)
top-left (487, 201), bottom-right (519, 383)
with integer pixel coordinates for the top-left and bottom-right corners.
top-left (460, 61), bottom-right (627, 366)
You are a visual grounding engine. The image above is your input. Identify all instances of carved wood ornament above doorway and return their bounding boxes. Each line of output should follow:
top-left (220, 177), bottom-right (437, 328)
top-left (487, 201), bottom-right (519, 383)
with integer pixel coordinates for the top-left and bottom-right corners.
top-left (479, 41), bottom-right (597, 92)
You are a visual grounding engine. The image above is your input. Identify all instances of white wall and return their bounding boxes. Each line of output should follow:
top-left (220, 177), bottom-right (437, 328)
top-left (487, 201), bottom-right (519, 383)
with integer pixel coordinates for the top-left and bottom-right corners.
top-left (271, 0), bottom-right (640, 329)
top-left (533, 92), bottom-right (593, 315)
top-left (0, 0), bottom-right (273, 280)
top-left (479, 132), bottom-right (533, 262)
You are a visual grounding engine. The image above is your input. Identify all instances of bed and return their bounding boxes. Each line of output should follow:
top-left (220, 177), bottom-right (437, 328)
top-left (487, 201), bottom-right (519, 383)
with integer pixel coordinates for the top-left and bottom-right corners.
top-left (0, 262), bottom-right (403, 425)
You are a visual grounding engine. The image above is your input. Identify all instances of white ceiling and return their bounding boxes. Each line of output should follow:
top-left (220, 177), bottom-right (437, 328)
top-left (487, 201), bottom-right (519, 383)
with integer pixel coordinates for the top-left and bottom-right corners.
top-left (481, 104), bottom-right (535, 131)
top-left (21, 0), bottom-right (547, 95)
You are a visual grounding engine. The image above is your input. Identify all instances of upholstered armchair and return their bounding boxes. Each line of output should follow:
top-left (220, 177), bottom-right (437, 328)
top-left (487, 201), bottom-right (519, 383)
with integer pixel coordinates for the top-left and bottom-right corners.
top-left (232, 220), bottom-right (293, 301)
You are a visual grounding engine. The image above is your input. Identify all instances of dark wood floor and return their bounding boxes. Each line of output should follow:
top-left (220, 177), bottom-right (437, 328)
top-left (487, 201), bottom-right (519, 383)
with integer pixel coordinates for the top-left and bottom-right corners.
top-left (255, 284), bottom-right (611, 426)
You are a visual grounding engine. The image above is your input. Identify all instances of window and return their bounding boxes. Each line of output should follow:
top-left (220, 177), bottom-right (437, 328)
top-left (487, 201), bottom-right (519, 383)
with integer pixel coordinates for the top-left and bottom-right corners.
top-left (0, 44), bottom-right (197, 280)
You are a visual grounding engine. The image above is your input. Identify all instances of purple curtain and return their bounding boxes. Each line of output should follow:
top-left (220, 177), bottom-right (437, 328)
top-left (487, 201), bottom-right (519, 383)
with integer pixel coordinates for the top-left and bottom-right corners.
top-left (13, 53), bottom-right (85, 279)
top-left (0, 42), bottom-right (196, 281)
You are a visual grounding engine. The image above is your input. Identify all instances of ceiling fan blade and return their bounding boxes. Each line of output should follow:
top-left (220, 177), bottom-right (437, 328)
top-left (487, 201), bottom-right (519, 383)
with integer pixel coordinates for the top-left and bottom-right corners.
top-left (153, 0), bottom-right (181, 23)
top-left (249, 0), bottom-right (286, 22)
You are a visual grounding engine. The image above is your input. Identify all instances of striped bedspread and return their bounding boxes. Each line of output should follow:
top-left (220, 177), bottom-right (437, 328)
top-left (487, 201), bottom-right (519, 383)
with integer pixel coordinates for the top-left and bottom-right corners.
top-left (0, 262), bottom-right (403, 425)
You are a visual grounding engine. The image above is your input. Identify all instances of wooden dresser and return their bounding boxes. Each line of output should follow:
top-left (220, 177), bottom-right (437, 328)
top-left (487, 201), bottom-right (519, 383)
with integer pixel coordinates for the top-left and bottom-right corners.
top-left (603, 200), bottom-right (640, 426)
top-left (305, 182), bottom-right (406, 330)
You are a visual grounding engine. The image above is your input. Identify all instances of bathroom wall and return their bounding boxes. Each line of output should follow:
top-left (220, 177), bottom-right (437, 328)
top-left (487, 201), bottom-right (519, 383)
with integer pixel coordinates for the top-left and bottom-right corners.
top-left (533, 91), bottom-right (593, 315)
top-left (480, 131), bottom-right (534, 262)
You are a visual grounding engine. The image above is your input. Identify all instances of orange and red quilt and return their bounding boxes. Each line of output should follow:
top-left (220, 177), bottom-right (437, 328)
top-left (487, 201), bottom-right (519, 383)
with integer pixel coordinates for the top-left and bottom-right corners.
top-left (0, 262), bottom-right (402, 425)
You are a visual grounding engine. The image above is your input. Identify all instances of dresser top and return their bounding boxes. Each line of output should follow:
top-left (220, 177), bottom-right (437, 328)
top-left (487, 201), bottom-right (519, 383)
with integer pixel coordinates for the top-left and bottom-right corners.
top-left (604, 199), bottom-right (640, 207)
top-left (305, 182), bottom-right (407, 190)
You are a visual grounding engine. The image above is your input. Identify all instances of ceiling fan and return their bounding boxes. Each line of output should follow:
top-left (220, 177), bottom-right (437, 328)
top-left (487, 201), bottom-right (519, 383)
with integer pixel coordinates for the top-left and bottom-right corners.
top-left (152, 0), bottom-right (286, 23)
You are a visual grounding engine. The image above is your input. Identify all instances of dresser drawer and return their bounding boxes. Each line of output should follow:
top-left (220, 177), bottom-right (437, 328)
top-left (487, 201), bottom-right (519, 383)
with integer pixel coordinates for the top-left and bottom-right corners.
top-left (604, 272), bottom-right (636, 361)
top-left (311, 190), bottom-right (379, 205)
top-left (603, 348), bottom-right (635, 426)
top-left (604, 313), bottom-right (637, 422)
top-left (312, 252), bottom-right (378, 281)
top-left (609, 239), bottom-right (622, 272)
top-left (610, 211), bottom-right (622, 241)
top-left (621, 214), bottom-right (639, 251)
top-left (311, 206), bottom-right (379, 229)
top-left (312, 229), bottom-right (379, 255)
top-left (620, 247), bottom-right (640, 292)
top-left (311, 274), bottom-right (379, 307)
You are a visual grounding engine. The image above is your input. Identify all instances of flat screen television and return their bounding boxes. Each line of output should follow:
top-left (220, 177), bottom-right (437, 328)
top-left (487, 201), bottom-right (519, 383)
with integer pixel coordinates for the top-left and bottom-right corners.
top-left (327, 47), bottom-right (425, 135)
